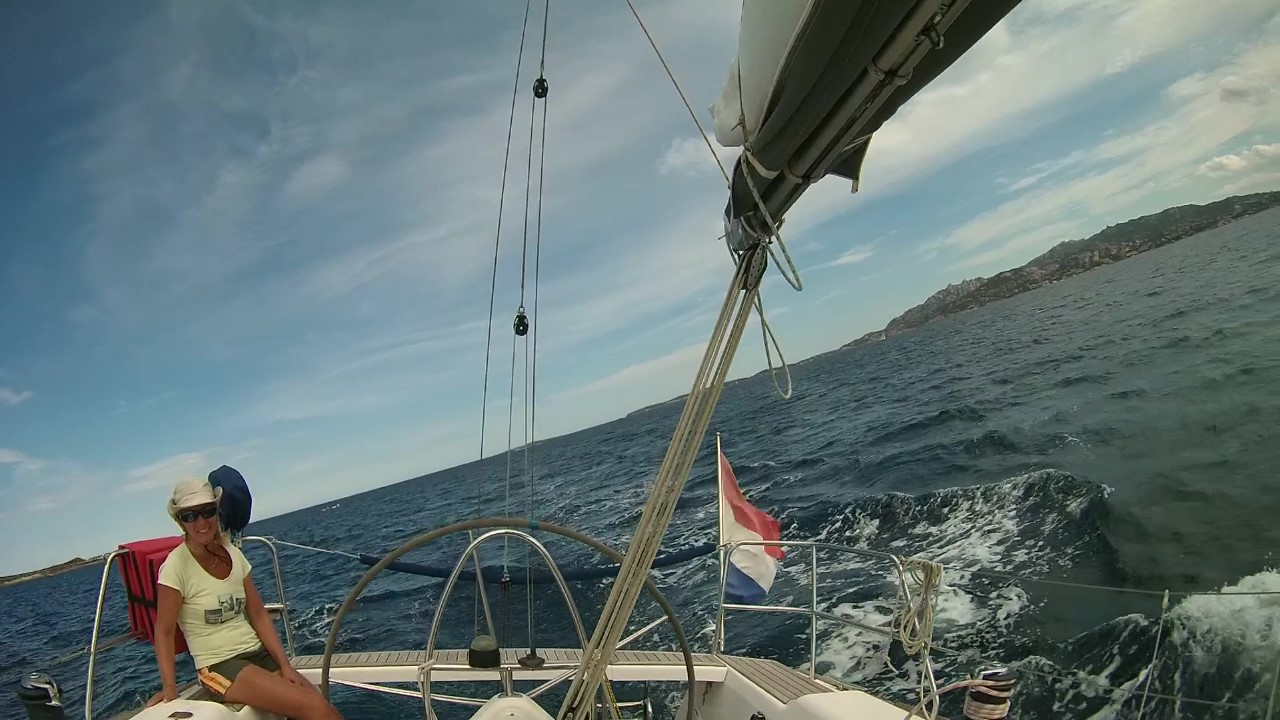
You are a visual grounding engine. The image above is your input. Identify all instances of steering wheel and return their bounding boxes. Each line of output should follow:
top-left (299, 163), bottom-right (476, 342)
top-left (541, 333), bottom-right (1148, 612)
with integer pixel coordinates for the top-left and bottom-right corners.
top-left (318, 517), bottom-right (698, 720)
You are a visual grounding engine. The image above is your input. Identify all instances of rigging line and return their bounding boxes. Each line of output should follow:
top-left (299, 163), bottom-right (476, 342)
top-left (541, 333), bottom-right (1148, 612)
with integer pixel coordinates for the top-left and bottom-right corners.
top-left (269, 538), bottom-right (361, 560)
top-left (561, 256), bottom-right (760, 719)
top-left (622, 0), bottom-right (730, 186)
top-left (1136, 591), bottom-right (1170, 720)
top-left (1265, 645), bottom-right (1280, 720)
top-left (526, 6), bottom-right (551, 653)
top-left (479, 0), bottom-right (534, 463)
top-left (514, 0), bottom-right (542, 649)
top-left (929, 643), bottom-right (1184, 711)
top-left (520, 250), bottom-right (532, 648)
top-left (523, 325), bottom-right (534, 653)
top-left (476, 0), bottom-right (533, 637)
top-left (530, 95), bottom-right (547, 519)
top-left (956, 655), bottom-right (1256, 711)
top-left (503, 327), bottom-right (519, 571)
top-left (519, 63), bottom-right (538, 307)
top-left (514, 0), bottom-right (551, 659)
top-left (952, 567), bottom-right (1280, 597)
top-left (753, 294), bottom-right (793, 399)
top-left (538, 0), bottom-right (549, 75)
top-left (529, 75), bottom-right (548, 527)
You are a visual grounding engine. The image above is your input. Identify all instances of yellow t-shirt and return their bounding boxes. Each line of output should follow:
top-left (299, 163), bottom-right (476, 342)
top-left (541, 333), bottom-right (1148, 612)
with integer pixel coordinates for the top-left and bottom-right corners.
top-left (157, 541), bottom-right (262, 668)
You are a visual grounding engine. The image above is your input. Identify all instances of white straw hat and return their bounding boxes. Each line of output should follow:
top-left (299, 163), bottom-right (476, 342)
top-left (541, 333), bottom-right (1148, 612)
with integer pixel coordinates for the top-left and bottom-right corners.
top-left (167, 477), bottom-right (223, 520)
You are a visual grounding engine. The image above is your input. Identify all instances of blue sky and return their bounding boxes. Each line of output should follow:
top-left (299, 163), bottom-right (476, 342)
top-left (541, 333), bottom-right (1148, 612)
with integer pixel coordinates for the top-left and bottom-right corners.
top-left (2, 0), bottom-right (1278, 574)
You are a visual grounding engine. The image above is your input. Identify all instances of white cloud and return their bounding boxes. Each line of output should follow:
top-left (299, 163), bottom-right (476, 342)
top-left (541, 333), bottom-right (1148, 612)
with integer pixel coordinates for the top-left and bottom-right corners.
top-left (280, 154), bottom-right (349, 204)
top-left (546, 342), bottom-right (707, 431)
top-left (1199, 142), bottom-right (1280, 176)
top-left (71, 0), bottom-right (745, 360)
top-left (850, 0), bottom-right (1279, 201)
top-left (0, 450), bottom-right (101, 514)
top-left (820, 244), bottom-right (877, 268)
top-left (1001, 150), bottom-right (1088, 193)
top-left (947, 220), bottom-right (1087, 272)
top-left (1199, 142), bottom-right (1280, 193)
top-left (115, 442), bottom-right (261, 494)
top-left (558, 342), bottom-right (704, 402)
top-left (120, 451), bottom-right (216, 493)
top-left (112, 390), bottom-right (177, 417)
top-left (934, 29), bottom-right (1280, 269)
top-left (0, 448), bottom-right (46, 471)
top-left (814, 288), bottom-right (854, 307)
top-left (0, 387), bottom-right (33, 407)
top-left (657, 136), bottom-right (738, 178)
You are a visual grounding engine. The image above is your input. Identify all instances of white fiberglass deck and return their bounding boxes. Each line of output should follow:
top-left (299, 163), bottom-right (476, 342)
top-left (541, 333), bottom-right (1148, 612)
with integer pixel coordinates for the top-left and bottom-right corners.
top-left (291, 647), bottom-right (732, 684)
top-left (290, 648), bottom-right (849, 705)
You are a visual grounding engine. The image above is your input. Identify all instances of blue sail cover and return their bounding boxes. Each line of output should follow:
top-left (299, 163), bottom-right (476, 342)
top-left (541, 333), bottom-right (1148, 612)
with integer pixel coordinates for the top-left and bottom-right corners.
top-left (209, 465), bottom-right (253, 534)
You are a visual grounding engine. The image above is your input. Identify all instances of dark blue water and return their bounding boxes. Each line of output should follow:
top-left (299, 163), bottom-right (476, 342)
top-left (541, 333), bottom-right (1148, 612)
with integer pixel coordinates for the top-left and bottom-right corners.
top-left (4, 208), bottom-right (1279, 719)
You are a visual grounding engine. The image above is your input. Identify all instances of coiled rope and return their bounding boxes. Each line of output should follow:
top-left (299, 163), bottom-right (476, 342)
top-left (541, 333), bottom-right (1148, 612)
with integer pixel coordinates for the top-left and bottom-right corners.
top-left (961, 676), bottom-right (1015, 720)
top-left (909, 676), bottom-right (1014, 720)
top-left (897, 557), bottom-right (944, 719)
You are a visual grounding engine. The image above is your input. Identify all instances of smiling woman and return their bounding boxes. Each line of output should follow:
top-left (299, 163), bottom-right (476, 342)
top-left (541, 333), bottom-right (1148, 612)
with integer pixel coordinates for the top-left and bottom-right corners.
top-left (151, 477), bottom-right (342, 720)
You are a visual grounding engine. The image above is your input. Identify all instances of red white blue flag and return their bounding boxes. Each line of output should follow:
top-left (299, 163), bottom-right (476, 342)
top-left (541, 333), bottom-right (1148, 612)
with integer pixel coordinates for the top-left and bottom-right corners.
top-left (718, 438), bottom-right (785, 603)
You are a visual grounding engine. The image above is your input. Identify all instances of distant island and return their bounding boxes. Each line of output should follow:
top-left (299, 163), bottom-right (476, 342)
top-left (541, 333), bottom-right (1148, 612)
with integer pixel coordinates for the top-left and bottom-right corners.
top-left (847, 190), bottom-right (1280, 348)
top-left (0, 555), bottom-right (105, 587)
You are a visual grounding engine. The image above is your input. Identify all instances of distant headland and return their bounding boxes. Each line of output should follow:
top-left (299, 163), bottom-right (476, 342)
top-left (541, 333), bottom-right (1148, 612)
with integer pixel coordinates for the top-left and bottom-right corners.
top-left (1, 555), bottom-right (105, 587)
top-left (847, 190), bottom-right (1280, 348)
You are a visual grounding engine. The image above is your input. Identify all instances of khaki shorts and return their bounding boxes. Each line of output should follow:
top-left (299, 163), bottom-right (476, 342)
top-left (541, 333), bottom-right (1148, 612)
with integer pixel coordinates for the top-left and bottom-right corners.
top-left (197, 647), bottom-right (280, 696)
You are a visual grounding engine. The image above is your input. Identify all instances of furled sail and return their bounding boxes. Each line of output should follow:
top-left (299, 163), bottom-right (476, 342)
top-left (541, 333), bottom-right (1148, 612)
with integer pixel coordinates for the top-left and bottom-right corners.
top-left (712, 0), bottom-right (1022, 249)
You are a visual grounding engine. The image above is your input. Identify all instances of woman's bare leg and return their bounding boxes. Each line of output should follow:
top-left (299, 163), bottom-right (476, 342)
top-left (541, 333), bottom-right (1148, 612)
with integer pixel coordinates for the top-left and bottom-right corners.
top-left (222, 664), bottom-right (341, 720)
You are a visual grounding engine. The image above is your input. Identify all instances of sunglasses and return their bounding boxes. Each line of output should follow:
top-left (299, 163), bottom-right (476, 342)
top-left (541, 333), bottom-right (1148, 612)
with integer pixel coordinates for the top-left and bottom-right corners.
top-left (177, 505), bottom-right (219, 524)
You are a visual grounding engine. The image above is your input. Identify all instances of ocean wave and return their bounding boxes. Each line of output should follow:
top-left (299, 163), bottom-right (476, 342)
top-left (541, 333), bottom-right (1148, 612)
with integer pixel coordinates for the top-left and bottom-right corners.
top-left (1007, 570), bottom-right (1280, 719)
top-left (1108, 388), bottom-right (1150, 399)
top-left (1055, 373), bottom-right (1113, 388)
top-left (866, 404), bottom-right (988, 445)
top-left (793, 477), bottom-right (1275, 718)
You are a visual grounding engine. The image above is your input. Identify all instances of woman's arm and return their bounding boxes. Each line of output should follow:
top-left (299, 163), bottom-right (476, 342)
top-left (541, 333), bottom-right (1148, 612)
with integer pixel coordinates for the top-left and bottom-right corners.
top-left (147, 585), bottom-right (183, 706)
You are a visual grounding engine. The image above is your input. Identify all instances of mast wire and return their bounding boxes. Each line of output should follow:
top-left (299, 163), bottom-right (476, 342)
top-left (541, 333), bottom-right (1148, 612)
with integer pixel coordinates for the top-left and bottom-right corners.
top-left (479, 0), bottom-right (535, 629)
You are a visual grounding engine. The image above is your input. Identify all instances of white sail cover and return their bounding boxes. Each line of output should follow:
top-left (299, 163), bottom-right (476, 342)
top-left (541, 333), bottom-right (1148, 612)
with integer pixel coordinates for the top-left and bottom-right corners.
top-left (712, 0), bottom-right (1024, 246)
top-left (710, 0), bottom-right (817, 150)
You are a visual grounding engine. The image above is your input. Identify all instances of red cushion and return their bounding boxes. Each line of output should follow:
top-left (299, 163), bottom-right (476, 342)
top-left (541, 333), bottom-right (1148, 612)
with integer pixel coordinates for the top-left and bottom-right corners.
top-left (118, 537), bottom-right (189, 655)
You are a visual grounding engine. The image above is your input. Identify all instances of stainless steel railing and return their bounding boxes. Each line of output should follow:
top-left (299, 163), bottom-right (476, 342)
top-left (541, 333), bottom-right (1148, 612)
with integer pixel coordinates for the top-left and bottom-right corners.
top-left (242, 535), bottom-right (295, 656)
top-left (714, 539), bottom-right (912, 679)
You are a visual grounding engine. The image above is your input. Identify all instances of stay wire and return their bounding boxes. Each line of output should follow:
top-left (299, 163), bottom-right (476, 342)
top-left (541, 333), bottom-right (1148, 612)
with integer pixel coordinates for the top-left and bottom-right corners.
top-left (622, 0), bottom-right (729, 186)
top-left (504, 328), bottom-right (518, 570)
top-left (489, 0), bottom-right (533, 582)
top-left (538, 0), bottom-right (549, 75)
top-left (519, 62), bottom-right (537, 307)
top-left (479, 0), bottom-right (533, 465)
top-left (525, 0), bottom-right (551, 659)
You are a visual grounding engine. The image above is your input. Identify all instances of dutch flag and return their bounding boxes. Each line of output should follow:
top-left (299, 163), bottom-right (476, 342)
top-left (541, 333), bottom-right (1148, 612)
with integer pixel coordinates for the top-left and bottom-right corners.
top-left (717, 436), bottom-right (785, 604)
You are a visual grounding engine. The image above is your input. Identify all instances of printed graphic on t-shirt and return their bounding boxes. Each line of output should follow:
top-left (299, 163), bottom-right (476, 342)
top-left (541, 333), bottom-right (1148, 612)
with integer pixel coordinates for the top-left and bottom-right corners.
top-left (204, 594), bottom-right (246, 624)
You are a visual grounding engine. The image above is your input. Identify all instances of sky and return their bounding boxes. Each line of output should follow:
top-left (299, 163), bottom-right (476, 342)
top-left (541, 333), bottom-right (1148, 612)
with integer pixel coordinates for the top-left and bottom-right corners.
top-left (1, 0), bottom-right (1278, 575)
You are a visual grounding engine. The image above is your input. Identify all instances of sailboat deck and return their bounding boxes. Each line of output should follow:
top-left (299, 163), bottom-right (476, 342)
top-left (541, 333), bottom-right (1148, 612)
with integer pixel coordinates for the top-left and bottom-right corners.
top-left (719, 654), bottom-right (837, 703)
top-left (104, 650), bottom-right (843, 718)
top-left (292, 648), bottom-right (843, 702)
top-left (291, 647), bottom-right (729, 683)
top-left (293, 645), bottom-right (849, 702)
top-left (293, 647), bottom-right (724, 669)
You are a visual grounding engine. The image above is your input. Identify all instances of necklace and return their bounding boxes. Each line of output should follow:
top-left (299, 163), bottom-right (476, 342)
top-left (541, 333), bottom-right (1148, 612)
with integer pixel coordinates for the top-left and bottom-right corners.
top-left (188, 539), bottom-right (229, 569)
